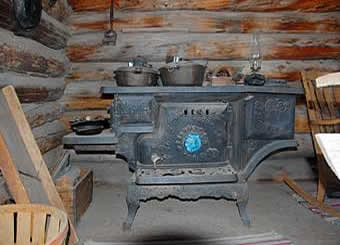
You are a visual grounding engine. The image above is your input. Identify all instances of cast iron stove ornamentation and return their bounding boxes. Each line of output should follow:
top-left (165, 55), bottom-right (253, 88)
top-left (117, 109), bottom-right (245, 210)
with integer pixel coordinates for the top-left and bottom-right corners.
top-left (64, 81), bottom-right (303, 230)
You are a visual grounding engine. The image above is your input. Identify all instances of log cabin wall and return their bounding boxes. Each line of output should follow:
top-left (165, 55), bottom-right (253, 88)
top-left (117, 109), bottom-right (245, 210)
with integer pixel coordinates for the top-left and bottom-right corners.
top-left (63, 0), bottom-right (340, 163)
top-left (0, 0), bottom-right (72, 172)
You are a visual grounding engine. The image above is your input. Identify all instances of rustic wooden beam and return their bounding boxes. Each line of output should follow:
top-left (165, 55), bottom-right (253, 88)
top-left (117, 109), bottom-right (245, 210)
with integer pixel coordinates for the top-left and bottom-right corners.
top-left (0, 0), bottom-right (70, 50)
top-left (32, 120), bottom-right (69, 154)
top-left (61, 80), bottom-right (114, 111)
top-left (0, 28), bottom-right (68, 77)
top-left (67, 33), bottom-right (340, 62)
top-left (23, 102), bottom-right (63, 129)
top-left (0, 72), bottom-right (65, 103)
top-left (71, 11), bottom-right (340, 35)
top-left (68, 0), bottom-right (340, 12)
top-left (14, 11), bottom-right (71, 50)
top-left (42, 0), bottom-right (73, 23)
top-left (0, 134), bottom-right (31, 204)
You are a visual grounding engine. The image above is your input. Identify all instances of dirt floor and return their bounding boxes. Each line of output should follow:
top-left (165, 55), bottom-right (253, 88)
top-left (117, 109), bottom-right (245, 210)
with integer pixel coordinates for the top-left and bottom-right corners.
top-left (73, 158), bottom-right (340, 245)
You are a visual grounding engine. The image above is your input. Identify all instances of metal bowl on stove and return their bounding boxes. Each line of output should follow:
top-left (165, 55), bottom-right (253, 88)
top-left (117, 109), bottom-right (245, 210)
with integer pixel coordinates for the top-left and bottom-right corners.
top-left (114, 56), bottom-right (159, 86)
top-left (159, 57), bottom-right (207, 86)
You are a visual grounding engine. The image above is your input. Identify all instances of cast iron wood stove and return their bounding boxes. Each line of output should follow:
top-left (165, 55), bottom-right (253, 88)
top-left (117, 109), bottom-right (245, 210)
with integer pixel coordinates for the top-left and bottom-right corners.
top-left (64, 82), bottom-right (303, 230)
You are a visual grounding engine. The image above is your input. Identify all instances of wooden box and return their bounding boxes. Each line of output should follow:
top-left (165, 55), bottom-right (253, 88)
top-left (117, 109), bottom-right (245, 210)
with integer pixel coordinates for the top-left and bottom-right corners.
top-left (56, 168), bottom-right (93, 225)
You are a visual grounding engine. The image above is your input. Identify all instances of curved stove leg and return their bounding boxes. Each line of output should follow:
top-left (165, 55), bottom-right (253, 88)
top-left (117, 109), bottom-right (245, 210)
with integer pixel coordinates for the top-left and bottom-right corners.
top-left (236, 185), bottom-right (250, 227)
top-left (123, 183), bottom-right (140, 231)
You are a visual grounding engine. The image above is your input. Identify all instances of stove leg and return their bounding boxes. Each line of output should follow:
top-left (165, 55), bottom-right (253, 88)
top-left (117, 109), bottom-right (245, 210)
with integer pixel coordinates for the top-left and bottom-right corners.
top-left (123, 184), bottom-right (140, 231)
top-left (236, 187), bottom-right (250, 227)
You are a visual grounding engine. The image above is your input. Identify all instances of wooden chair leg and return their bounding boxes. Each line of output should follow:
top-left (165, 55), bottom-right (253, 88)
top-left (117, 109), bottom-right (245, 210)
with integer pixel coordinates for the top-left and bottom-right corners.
top-left (317, 159), bottom-right (327, 202)
top-left (317, 175), bottom-right (326, 202)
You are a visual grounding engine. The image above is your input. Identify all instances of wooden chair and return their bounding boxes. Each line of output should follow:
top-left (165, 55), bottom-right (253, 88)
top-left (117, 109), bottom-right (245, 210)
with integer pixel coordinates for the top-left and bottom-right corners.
top-left (0, 204), bottom-right (69, 245)
top-left (301, 71), bottom-right (340, 201)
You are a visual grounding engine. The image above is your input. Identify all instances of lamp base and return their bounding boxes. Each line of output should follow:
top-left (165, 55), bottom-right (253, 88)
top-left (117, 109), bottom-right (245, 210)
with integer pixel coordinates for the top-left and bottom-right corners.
top-left (244, 73), bottom-right (266, 86)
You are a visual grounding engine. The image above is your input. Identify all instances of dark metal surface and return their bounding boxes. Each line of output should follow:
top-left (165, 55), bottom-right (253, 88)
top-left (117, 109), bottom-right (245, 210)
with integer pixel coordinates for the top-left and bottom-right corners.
top-left (101, 85), bottom-right (304, 95)
top-left (70, 118), bottom-right (110, 135)
top-left (63, 129), bottom-right (118, 145)
top-left (239, 140), bottom-right (297, 181)
top-left (72, 125), bottom-right (105, 135)
top-left (123, 177), bottom-right (250, 230)
top-left (136, 165), bottom-right (238, 184)
top-left (118, 123), bottom-right (153, 134)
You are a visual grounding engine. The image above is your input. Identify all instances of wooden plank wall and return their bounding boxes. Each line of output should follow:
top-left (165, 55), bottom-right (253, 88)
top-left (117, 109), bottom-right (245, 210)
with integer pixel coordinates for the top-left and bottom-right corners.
top-left (0, 0), bottom-right (72, 172)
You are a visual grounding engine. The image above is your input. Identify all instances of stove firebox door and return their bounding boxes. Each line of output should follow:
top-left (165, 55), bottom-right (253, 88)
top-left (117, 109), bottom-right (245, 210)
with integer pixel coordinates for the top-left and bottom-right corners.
top-left (140, 102), bottom-right (235, 167)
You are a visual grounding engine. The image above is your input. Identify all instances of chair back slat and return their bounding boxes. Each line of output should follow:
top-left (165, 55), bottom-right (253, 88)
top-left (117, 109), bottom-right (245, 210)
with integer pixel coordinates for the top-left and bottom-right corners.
top-left (46, 215), bottom-right (61, 244)
top-left (17, 212), bottom-right (31, 245)
top-left (32, 212), bottom-right (47, 245)
top-left (323, 88), bottom-right (340, 132)
top-left (0, 213), bottom-right (15, 245)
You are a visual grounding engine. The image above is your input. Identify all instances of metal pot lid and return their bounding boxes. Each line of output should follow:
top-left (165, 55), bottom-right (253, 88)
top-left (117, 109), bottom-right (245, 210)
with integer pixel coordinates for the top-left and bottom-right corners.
top-left (115, 56), bottom-right (158, 74)
top-left (160, 60), bottom-right (207, 69)
top-left (162, 56), bottom-right (208, 68)
top-left (115, 66), bottom-right (159, 74)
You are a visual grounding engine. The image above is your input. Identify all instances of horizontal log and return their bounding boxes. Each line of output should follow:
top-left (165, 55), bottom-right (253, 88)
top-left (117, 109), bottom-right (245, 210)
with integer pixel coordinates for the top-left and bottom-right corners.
top-left (0, 72), bottom-right (65, 103)
top-left (13, 11), bottom-right (71, 50)
top-left (70, 11), bottom-right (340, 35)
top-left (67, 33), bottom-right (340, 62)
top-left (62, 97), bottom-right (113, 111)
top-left (67, 60), bottom-right (340, 83)
top-left (61, 80), bottom-right (114, 110)
top-left (0, 1), bottom-right (70, 50)
top-left (22, 102), bottom-right (63, 128)
top-left (0, 28), bottom-right (68, 77)
top-left (32, 120), bottom-right (69, 154)
top-left (42, 0), bottom-right (73, 23)
top-left (68, 0), bottom-right (340, 12)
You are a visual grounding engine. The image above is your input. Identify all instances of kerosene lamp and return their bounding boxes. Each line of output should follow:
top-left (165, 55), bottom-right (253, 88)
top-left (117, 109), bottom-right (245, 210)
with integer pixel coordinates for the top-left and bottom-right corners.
top-left (244, 33), bottom-right (265, 86)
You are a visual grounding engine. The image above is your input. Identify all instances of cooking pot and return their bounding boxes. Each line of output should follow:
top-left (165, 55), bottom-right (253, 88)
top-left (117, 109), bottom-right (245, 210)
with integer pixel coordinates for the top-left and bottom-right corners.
top-left (114, 56), bottom-right (159, 86)
top-left (159, 59), bottom-right (207, 86)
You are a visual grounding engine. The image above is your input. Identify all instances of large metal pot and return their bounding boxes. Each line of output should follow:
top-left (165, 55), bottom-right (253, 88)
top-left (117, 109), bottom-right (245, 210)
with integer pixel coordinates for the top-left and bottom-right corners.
top-left (159, 60), bottom-right (207, 86)
top-left (114, 56), bottom-right (159, 86)
top-left (114, 66), bottom-right (159, 86)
